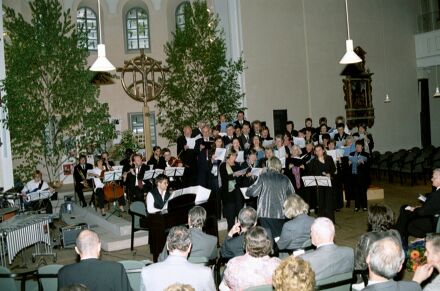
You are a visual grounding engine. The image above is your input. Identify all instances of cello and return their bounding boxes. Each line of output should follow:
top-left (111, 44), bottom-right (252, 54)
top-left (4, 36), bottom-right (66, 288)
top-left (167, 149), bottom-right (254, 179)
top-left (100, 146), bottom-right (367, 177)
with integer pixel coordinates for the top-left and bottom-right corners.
top-left (101, 170), bottom-right (125, 202)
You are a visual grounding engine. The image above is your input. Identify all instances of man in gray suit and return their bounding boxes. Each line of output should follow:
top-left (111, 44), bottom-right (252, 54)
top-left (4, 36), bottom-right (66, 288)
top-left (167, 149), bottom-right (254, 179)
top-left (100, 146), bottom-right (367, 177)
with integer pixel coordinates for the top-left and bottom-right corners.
top-left (158, 206), bottom-right (218, 261)
top-left (140, 226), bottom-right (216, 291)
top-left (300, 217), bottom-right (354, 281)
top-left (363, 236), bottom-right (421, 290)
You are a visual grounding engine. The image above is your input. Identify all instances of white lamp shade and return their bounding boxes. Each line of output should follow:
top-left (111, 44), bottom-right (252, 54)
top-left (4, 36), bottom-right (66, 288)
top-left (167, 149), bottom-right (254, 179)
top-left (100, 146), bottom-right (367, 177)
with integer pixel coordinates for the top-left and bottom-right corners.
top-left (384, 94), bottom-right (391, 103)
top-left (339, 39), bottom-right (362, 64)
top-left (434, 87), bottom-right (440, 97)
top-left (90, 44), bottom-right (115, 72)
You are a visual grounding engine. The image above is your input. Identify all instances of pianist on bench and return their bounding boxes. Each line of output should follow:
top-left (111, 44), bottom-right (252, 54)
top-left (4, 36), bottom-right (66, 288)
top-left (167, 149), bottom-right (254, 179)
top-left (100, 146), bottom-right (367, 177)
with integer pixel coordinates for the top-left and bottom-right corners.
top-left (21, 170), bottom-right (54, 213)
top-left (146, 174), bottom-right (172, 214)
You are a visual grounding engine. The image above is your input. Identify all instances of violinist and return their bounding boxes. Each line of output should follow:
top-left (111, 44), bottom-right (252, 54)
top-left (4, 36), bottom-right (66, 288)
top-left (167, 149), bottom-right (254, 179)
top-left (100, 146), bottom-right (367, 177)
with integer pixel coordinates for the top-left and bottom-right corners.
top-left (147, 146), bottom-right (161, 170)
top-left (126, 153), bottom-right (150, 201)
top-left (74, 155), bottom-right (93, 207)
top-left (101, 151), bottom-right (114, 171)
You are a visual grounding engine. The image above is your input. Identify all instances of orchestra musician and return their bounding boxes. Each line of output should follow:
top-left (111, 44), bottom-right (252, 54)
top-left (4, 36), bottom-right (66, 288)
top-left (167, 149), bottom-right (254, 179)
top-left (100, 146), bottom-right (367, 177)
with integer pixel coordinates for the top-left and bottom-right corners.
top-left (74, 155), bottom-right (94, 207)
top-left (146, 174), bottom-right (171, 214)
top-left (21, 170), bottom-right (54, 213)
top-left (147, 146), bottom-right (162, 170)
top-left (101, 151), bottom-right (114, 171)
top-left (89, 159), bottom-right (108, 216)
top-left (126, 153), bottom-right (150, 202)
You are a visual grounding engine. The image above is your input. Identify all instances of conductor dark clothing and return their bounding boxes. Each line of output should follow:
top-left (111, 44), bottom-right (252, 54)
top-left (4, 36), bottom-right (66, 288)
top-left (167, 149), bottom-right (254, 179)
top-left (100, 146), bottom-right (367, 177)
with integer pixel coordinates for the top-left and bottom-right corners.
top-left (58, 258), bottom-right (132, 291)
top-left (73, 163), bottom-right (93, 207)
top-left (396, 188), bottom-right (440, 244)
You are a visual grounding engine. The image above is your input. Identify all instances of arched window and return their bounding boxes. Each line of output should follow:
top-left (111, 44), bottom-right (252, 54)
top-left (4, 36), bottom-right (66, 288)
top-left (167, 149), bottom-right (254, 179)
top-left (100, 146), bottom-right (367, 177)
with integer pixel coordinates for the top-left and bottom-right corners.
top-left (175, 1), bottom-right (189, 30)
top-left (76, 7), bottom-right (98, 50)
top-left (126, 7), bottom-right (150, 51)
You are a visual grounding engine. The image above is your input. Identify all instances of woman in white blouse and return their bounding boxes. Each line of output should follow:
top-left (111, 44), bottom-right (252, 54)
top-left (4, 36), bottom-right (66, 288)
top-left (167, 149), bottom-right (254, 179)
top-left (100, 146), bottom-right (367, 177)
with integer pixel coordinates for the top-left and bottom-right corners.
top-left (146, 174), bottom-right (171, 214)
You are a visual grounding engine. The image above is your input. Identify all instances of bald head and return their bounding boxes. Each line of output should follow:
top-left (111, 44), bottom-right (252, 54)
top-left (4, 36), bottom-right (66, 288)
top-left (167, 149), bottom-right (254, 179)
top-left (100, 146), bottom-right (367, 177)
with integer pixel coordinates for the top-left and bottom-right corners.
top-left (367, 236), bottom-right (404, 279)
top-left (310, 217), bottom-right (335, 246)
top-left (75, 230), bottom-right (101, 259)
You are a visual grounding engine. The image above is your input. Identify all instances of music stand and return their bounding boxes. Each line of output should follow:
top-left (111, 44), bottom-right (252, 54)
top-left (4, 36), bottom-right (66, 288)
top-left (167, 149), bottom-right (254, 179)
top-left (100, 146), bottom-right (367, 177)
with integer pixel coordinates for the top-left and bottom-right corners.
top-left (103, 170), bottom-right (123, 219)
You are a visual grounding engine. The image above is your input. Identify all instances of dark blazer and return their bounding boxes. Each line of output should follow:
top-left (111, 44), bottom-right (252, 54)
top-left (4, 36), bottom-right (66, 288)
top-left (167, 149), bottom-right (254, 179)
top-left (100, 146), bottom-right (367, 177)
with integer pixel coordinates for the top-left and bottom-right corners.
top-left (220, 233), bottom-right (245, 259)
top-left (363, 280), bottom-right (421, 291)
top-left (58, 258), bottom-right (132, 291)
top-left (414, 188), bottom-right (440, 217)
top-left (73, 163), bottom-right (93, 184)
top-left (126, 164), bottom-right (150, 192)
top-left (222, 135), bottom-right (235, 147)
top-left (239, 134), bottom-right (251, 150)
top-left (219, 162), bottom-right (238, 204)
top-left (233, 120), bottom-right (251, 129)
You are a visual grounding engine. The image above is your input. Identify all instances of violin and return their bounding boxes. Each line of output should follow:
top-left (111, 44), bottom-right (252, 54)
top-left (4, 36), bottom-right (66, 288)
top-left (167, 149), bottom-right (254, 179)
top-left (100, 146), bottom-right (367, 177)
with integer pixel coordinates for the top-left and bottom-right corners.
top-left (169, 156), bottom-right (184, 167)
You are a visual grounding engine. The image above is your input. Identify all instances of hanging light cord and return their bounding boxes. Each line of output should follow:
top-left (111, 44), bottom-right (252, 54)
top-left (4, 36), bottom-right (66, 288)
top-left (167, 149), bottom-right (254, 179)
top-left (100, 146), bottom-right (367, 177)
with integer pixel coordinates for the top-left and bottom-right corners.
top-left (345, 0), bottom-right (351, 40)
top-left (98, 0), bottom-right (102, 44)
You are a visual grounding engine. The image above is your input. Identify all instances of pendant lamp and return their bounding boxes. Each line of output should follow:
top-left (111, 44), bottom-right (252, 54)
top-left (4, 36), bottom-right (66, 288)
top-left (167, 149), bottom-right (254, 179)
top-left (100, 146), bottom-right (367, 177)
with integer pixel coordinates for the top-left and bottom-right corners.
top-left (340, 0), bottom-right (362, 64)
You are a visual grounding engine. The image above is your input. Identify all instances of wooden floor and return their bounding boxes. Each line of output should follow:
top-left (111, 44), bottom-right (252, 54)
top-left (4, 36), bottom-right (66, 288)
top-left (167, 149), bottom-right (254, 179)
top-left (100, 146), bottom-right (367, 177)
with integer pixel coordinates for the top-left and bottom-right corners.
top-left (7, 176), bottom-right (433, 277)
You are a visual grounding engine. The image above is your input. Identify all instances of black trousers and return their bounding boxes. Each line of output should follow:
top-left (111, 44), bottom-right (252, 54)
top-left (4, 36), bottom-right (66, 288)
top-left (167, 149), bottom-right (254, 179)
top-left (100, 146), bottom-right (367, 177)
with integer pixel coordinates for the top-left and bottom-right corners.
top-left (222, 188), bottom-right (244, 230)
top-left (351, 174), bottom-right (368, 209)
top-left (396, 205), bottom-right (434, 245)
top-left (75, 184), bottom-right (87, 206)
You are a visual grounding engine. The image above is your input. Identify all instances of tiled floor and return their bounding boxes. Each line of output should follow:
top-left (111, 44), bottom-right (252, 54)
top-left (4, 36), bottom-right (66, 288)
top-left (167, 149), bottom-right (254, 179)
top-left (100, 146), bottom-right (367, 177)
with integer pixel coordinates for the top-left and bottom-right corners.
top-left (6, 177), bottom-right (433, 278)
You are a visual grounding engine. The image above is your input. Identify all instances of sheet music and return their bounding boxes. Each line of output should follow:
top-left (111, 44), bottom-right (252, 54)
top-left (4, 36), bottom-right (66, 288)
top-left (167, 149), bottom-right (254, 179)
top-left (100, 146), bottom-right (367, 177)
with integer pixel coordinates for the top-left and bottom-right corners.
top-left (112, 165), bottom-right (123, 171)
top-left (262, 139), bottom-right (274, 148)
top-left (86, 155), bottom-right (94, 165)
top-left (236, 151), bottom-right (245, 163)
top-left (418, 194), bottom-right (426, 203)
top-left (326, 150), bottom-right (343, 162)
top-left (336, 141), bottom-right (345, 149)
top-left (302, 176), bottom-right (317, 187)
top-left (250, 168), bottom-right (262, 177)
top-left (102, 171), bottom-right (122, 182)
top-left (143, 169), bottom-right (164, 180)
top-left (214, 148), bottom-right (226, 161)
top-left (293, 137), bottom-right (306, 148)
top-left (240, 187), bottom-right (249, 199)
top-left (233, 167), bottom-right (249, 177)
top-left (165, 167), bottom-right (185, 177)
top-left (275, 147), bottom-right (286, 168)
top-left (169, 185), bottom-right (211, 204)
top-left (218, 132), bottom-right (227, 137)
top-left (316, 176), bottom-right (332, 187)
top-left (319, 135), bottom-right (323, 144)
top-left (186, 136), bottom-right (200, 150)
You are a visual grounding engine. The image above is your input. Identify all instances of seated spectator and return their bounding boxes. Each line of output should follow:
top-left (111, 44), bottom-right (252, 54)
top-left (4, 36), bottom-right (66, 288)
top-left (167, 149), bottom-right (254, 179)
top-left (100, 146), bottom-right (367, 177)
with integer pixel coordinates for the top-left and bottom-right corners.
top-left (412, 233), bottom-right (440, 290)
top-left (140, 226), bottom-right (215, 291)
top-left (396, 169), bottom-right (440, 247)
top-left (272, 256), bottom-right (315, 291)
top-left (276, 194), bottom-right (314, 251)
top-left (354, 204), bottom-right (401, 271)
top-left (58, 230), bottom-right (132, 291)
top-left (221, 226), bottom-right (281, 290)
top-left (159, 206), bottom-right (218, 261)
top-left (220, 206), bottom-right (257, 259)
top-left (300, 217), bottom-right (354, 281)
top-left (363, 236), bottom-right (421, 290)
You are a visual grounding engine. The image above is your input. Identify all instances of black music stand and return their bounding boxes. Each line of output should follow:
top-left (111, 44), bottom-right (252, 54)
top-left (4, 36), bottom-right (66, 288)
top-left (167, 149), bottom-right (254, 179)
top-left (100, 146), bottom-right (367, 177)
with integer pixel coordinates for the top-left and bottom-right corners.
top-left (103, 170), bottom-right (123, 220)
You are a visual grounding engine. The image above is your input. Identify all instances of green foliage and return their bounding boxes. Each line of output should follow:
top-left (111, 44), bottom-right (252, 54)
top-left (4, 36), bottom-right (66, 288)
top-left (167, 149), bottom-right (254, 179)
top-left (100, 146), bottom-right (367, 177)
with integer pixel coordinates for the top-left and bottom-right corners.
top-left (110, 130), bottom-right (140, 161)
top-left (2, 0), bottom-right (115, 182)
top-left (157, 0), bottom-right (245, 142)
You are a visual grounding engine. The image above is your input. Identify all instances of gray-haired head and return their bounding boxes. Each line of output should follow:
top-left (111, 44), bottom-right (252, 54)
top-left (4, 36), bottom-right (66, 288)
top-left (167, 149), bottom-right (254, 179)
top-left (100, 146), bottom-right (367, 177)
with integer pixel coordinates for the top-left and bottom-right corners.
top-left (267, 156), bottom-right (283, 173)
top-left (238, 206), bottom-right (257, 230)
top-left (367, 236), bottom-right (405, 279)
top-left (188, 206), bottom-right (206, 229)
top-left (166, 226), bottom-right (191, 252)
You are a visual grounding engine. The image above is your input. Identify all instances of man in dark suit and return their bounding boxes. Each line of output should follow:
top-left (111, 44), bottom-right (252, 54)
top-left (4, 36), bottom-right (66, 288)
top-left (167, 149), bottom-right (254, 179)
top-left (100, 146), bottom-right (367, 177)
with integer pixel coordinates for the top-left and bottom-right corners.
top-left (363, 236), bottom-right (421, 290)
top-left (195, 126), bottom-right (214, 188)
top-left (58, 230), bottom-right (132, 291)
top-left (396, 168), bottom-right (440, 246)
top-left (177, 126), bottom-right (198, 187)
top-left (300, 217), bottom-right (354, 281)
top-left (220, 207), bottom-right (257, 259)
top-left (239, 123), bottom-right (252, 152)
top-left (159, 206), bottom-right (218, 261)
top-left (222, 124), bottom-right (236, 148)
top-left (125, 153), bottom-right (150, 201)
top-left (73, 155), bottom-right (93, 207)
top-left (233, 110), bottom-right (251, 129)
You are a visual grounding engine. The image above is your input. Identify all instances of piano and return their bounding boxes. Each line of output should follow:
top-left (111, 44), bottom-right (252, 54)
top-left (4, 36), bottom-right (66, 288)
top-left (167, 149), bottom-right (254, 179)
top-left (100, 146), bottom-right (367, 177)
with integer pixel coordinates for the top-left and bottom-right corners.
top-left (140, 193), bottom-right (218, 262)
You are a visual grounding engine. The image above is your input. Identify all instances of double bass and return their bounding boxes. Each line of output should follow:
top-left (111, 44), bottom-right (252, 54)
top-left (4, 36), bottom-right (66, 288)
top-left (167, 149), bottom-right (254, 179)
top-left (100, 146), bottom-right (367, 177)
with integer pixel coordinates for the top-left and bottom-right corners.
top-left (101, 170), bottom-right (124, 202)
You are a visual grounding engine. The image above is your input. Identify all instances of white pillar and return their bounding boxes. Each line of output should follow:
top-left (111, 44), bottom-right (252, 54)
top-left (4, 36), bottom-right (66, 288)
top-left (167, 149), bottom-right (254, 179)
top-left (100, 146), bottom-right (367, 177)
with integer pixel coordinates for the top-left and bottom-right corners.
top-left (0, 0), bottom-right (15, 191)
top-left (212, 0), bottom-right (246, 109)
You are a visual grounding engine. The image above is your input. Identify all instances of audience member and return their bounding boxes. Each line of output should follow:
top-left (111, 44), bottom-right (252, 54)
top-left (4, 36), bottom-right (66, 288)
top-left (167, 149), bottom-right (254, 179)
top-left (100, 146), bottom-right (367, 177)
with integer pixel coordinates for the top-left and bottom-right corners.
top-left (159, 206), bottom-right (218, 261)
top-left (220, 206), bottom-right (257, 259)
top-left (277, 194), bottom-right (314, 251)
top-left (165, 283), bottom-right (195, 291)
top-left (246, 156), bottom-right (295, 237)
top-left (396, 169), bottom-right (440, 246)
top-left (60, 284), bottom-right (90, 291)
top-left (355, 204), bottom-right (401, 271)
top-left (300, 217), bottom-right (354, 281)
top-left (58, 230), bottom-right (132, 291)
top-left (412, 233), bottom-right (440, 290)
top-left (221, 226), bottom-right (280, 290)
top-left (363, 236), bottom-right (421, 290)
top-left (272, 256), bottom-right (315, 291)
top-left (140, 226), bottom-right (215, 291)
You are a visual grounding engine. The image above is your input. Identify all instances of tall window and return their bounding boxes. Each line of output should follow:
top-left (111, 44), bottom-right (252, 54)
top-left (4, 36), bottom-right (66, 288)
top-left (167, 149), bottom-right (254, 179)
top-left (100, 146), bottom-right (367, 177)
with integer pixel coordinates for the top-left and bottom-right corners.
top-left (126, 7), bottom-right (150, 51)
top-left (128, 112), bottom-right (157, 147)
top-left (76, 7), bottom-right (98, 50)
top-left (175, 1), bottom-right (189, 30)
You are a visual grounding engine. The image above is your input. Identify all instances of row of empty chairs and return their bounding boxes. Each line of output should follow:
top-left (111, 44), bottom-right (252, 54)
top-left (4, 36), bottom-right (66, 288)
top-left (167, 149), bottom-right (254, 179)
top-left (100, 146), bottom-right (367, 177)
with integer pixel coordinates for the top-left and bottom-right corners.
top-left (369, 145), bottom-right (440, 186)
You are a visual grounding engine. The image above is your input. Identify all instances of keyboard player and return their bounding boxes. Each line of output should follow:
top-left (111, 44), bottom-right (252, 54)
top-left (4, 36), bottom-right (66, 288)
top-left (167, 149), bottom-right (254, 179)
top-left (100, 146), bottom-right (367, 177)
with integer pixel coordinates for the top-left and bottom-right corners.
top-left (21, 170), bottom-right (54, 213)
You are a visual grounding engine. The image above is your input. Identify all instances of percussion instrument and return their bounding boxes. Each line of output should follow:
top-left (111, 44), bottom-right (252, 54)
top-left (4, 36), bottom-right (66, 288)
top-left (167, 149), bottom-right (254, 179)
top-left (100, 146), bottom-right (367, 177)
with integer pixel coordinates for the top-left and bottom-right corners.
top-left (25, 190), bottom-right (51, 202)
top-left (0, 214), bottom-right (56, 266)
top-left (0, 207), bottom-right (18, 222)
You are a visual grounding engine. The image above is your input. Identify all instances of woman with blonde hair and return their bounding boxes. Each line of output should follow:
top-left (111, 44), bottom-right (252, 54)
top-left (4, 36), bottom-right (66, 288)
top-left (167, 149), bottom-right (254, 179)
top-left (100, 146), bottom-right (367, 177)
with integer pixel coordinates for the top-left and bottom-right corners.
top-left (273, 256), bottom-right (315, 291)
top-left (277, 194), bottom-right (315, 251)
